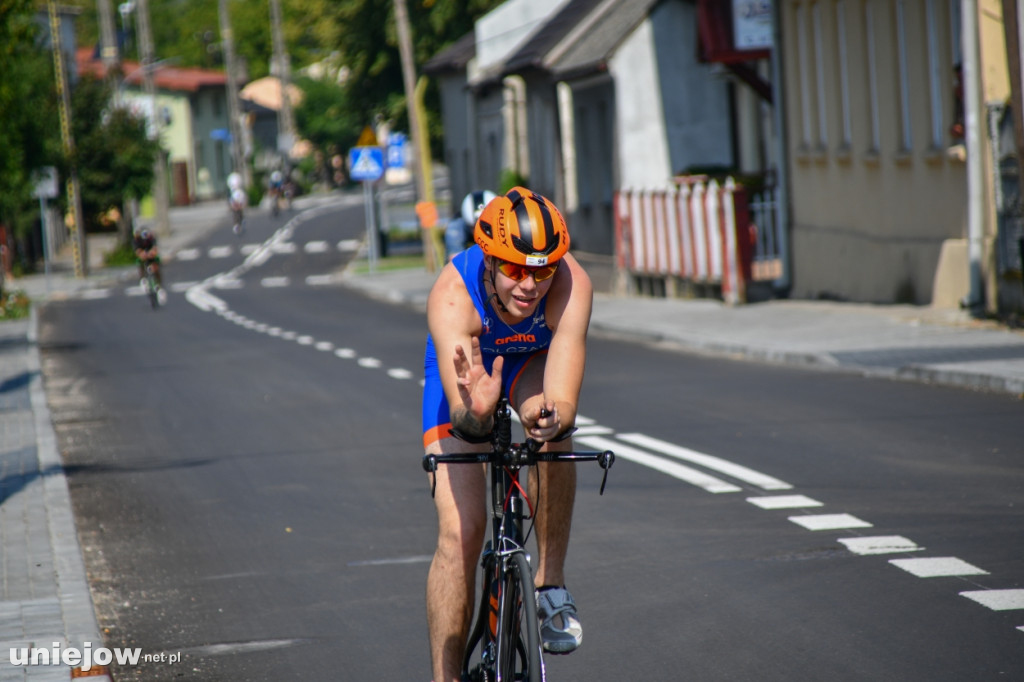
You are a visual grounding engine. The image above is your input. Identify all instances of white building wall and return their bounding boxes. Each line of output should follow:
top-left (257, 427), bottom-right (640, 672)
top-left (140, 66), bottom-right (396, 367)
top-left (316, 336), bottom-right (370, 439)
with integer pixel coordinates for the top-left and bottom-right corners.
top-left (474, 0), bottom-right (571, 77)
top-left (609, 19), bottom-right (673, 189)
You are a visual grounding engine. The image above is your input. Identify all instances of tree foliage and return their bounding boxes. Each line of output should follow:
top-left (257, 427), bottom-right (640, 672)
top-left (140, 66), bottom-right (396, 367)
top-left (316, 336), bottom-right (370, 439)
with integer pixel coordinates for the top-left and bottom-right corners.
top-left (0, 0), bottom-right (61, 238)
top-left (71, 77), bottom-right (160, 232)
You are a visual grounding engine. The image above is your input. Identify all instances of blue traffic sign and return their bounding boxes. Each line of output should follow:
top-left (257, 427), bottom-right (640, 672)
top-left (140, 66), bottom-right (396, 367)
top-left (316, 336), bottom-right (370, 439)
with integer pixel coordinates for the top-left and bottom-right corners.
top-left (386, 132), bottom-right (407, 169)
top-left (349, 146), bottom-right (385, 182)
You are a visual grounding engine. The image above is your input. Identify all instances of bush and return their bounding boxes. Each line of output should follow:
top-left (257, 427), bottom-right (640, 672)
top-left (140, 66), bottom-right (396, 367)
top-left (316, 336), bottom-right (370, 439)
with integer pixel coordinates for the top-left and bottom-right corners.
top-left (0, 290), bottom-right (31, 320)
top-left (104, 244), bottom-right (137, 267)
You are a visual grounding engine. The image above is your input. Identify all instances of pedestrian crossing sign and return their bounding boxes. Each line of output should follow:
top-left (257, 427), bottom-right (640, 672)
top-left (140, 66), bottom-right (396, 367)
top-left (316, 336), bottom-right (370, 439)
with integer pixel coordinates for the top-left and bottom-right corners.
top-left (348, 146), bottom-right (384, 182)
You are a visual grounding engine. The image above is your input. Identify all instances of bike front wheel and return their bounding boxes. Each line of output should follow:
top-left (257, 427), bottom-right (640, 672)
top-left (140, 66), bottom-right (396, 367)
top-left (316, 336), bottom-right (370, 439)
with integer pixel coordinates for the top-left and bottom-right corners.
top-left (496, 551), bottom-right (544, 682)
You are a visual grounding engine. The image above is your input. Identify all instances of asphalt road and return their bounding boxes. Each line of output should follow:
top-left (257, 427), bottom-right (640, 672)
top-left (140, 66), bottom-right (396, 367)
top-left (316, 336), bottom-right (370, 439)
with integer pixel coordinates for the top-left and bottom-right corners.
top-left (38, 200), bottom-right (1024, 681)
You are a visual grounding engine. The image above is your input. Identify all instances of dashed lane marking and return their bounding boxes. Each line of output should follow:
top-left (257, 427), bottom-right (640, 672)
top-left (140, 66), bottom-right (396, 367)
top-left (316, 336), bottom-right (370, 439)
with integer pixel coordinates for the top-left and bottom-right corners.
top-left (960, 589), bottom-right (1024, 611)
top-left (387, 368), bottom-right (414, 380)
top-left (209, 246), bottom-right (233, 258)
top-left (838, 536), bottom-right (922, 555)
top-left (788, 513), bottom-right (873, 531)
top-left (747, 495), bottom-right (823, 510)
top-left (305, 240), bottom-right (330, 253)
top-left (889, 557), bottom-right (988, 578)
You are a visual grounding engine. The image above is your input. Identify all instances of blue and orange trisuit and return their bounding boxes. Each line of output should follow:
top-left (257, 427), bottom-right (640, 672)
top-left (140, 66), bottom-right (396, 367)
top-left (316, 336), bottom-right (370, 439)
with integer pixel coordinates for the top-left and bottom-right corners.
top-left (422, 246), bottom-right (553, 448)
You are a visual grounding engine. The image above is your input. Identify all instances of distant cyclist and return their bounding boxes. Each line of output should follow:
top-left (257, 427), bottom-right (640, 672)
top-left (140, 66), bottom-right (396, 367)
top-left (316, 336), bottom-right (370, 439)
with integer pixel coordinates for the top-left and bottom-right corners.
top-left (229, 187), bottom-right (247, 235)
top-left (444, 190), bottom-right (496, 262)
top-left (133, 228), bottom-right (166, 304)
top-left (423, 187), bottom-right (594, 682)
top-left (268, 169), bottom-right (285, 216)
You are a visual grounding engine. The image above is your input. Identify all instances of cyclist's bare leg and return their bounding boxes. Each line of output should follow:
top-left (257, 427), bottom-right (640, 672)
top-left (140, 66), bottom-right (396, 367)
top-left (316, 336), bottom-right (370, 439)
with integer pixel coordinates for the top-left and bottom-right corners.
top-left (511, 357), bottom-right (577, 588)
top-left (426, 439), bottom-right (487, 682)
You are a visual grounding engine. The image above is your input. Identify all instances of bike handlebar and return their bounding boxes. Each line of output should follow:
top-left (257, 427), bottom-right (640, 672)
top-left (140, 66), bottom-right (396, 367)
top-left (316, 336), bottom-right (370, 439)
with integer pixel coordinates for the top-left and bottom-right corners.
top-left (423, 439), bottom-right (615, 496)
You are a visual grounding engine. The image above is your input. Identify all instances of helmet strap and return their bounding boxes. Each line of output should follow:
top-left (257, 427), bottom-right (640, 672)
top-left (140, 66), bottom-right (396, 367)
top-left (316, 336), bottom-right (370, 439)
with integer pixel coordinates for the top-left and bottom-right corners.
top-left (484, 258), bottom-right (510, 315)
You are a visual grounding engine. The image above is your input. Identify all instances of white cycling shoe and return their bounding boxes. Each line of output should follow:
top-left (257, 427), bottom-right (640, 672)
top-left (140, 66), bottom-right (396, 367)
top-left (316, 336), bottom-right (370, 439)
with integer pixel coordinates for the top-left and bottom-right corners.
top-left (536, 587), bottom-right (582, 654)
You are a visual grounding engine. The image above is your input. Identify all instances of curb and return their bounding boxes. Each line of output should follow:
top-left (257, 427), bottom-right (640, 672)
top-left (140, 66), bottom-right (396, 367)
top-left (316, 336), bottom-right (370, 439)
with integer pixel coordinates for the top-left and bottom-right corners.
top-left (26, 307), bottom-right (113, 682)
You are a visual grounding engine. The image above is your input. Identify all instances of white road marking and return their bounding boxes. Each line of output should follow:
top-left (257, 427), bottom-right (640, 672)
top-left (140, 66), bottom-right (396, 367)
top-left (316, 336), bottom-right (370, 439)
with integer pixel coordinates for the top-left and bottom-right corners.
top-left (175, 248), bottom-right (200, 260)
top-left (271, 242), bottom-right (296, 254)
top-left (170, 281), bottom-right (199, 292)
top-left (306, 274), bottom-right (335, 286)
top-left (81, 289), bottom-right (112, 299)
top-left (573, 425), bottom-right (615, 436)
top-left (305, 240), bottom-right (329, 253)
top-left (315, 341), bottom-right (334, 352)
top-left (337, 239), bottom-right (361, 251)
top-left (617, 433), bottom-right (792, 490)
top-left (358, 357), bottom-right (382, 368)
top-left (209, 246), bottom-right (233, 258)
top-left (125, 287), bottom-right (145, 297)
top-left (261, 276), bottom-right (290, 287)
top-left (890, 557), bottom-right (988, 578)
top-left (838, 536), bottom-right (922, 555)
top-left (281, 331), bottom-right (297, 340)
top-left (576, 435), bottom-right (742, 493)
top-left (335, 348), bottom-right (356, 359)
top-left (960, 589), bottom-right (1024, 611)
top-left (747, 495), bottom-right (823, 509)
top-left (296, 335), bottom-right (314, 345)
top-left (240, 243), bottom-right (260, 255)
top-left (789, 514), bottom-right (873, 531)
top-left (212, 276), bottom-right (243, 289)
top-left (388, 368), bottom-right (414, 380)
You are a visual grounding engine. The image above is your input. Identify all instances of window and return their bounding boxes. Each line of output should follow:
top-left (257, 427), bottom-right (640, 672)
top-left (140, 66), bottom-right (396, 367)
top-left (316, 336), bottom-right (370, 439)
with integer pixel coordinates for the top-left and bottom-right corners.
top-left (836, 0), bottom-right (852, 149)
top-left (796, 3), bottom-right (813, 149)
top-left (812, 2), bottom-right (828, 149)
top-left (925, 0), bottom-right (944, 149)
top-left (864, 0), bottom-right (881, 153)
top-left (895, 0), bottom-right (913, 152)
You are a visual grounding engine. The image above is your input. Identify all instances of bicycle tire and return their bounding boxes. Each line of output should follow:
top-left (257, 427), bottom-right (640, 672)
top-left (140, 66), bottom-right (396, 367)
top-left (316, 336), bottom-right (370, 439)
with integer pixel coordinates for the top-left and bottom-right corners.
top-left (146, 272), bottom-right (159, 309)
top-left (496, 551), bottom-right (543, 682)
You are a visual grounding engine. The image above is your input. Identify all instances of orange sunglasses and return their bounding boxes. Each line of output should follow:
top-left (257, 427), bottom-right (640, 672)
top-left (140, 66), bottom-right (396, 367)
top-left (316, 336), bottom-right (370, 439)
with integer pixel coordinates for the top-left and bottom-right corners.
top-left (495, 259), bottom-right (559, 282)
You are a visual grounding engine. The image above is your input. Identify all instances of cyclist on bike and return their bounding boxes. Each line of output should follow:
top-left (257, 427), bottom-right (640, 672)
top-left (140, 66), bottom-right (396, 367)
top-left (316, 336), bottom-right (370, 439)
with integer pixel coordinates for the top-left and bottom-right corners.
top-left (423, 186), bottom-right (593, 682)
top-left (133, 228), bottom-right (166, 304)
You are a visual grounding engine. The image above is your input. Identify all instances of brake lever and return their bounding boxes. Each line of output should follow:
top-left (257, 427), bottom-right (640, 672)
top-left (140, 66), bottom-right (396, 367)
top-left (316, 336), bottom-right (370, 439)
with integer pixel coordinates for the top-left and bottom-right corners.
top-left (598, 450), bottom-right (614, 495)
top-left (423, 455), bottom-right (439, 498)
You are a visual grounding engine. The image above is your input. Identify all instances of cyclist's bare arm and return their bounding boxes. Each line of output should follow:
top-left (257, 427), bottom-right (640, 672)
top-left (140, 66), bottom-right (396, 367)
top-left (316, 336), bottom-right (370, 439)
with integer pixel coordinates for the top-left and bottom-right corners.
top-left (427, 262), bottom-right (502, 438)
top-left (517, 254), bottom-right (592, 441)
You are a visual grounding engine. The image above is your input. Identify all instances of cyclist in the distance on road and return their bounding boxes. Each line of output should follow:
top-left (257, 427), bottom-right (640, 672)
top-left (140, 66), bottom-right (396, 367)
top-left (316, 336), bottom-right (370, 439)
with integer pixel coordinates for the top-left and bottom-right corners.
top-left (422, 187), bottom-right (593, 682)
top-left (133, 228), bottom-right (166, 304)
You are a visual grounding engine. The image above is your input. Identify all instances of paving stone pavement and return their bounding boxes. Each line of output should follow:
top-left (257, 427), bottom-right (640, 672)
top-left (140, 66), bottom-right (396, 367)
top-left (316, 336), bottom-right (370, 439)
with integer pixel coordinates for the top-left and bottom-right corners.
top-left (0, 314), bottom-right (109, 681)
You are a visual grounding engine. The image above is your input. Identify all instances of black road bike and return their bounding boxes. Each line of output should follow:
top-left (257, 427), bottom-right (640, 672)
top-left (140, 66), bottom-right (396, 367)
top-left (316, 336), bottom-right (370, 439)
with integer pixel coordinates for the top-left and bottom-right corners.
top-left (143, 261), bottom-right (160, 309)
top-left (424, 398), bottom-right (614, 682)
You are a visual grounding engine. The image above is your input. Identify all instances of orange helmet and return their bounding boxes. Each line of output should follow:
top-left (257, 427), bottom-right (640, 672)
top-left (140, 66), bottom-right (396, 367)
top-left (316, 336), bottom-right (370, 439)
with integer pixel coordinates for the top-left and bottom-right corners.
top-left (474, 187), bottom-right (570, 266)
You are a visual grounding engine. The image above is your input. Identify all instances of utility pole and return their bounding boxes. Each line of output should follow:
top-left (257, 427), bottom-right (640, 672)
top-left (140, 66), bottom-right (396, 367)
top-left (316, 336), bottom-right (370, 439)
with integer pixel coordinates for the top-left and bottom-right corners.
top-left (269, 0), bottom-right (296, 161)
top-left (135, 0), bottom-right (170, 235)
top-left (961, 0), bottom-right (986, 312)
top-left (393, 0), bottom-right (438, 271)
top-left (97, 0), bottom-right (119, 77)
top-left (47, 0), bottom-right (88, 277)
top-left (219, 0), bottom-right (249, 188)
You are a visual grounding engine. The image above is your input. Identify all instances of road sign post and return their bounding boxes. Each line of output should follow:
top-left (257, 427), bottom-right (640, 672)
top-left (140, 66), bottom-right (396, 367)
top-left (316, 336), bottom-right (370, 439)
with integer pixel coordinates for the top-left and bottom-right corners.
top-left (348, 145), bottom-right (385, 273)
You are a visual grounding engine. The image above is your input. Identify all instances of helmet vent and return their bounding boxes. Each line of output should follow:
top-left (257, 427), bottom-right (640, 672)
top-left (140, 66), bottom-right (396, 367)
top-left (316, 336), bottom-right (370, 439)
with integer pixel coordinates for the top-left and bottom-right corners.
top-left (478, 219), bottom-right (494, 238)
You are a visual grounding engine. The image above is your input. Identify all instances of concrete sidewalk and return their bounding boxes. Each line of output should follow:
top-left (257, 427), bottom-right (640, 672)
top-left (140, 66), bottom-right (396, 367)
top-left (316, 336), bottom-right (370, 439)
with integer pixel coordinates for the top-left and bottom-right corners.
top-left (1, 191), bottom-right (1021, 679)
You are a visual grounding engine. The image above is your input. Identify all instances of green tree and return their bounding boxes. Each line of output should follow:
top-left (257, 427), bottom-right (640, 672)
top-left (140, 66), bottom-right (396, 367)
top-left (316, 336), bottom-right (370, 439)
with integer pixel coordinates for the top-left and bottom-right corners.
top-left (293, 75), bottom-right (362, 184)
top-left (0, 1), bottom-right (62, 244)
top-left (71, 76), bottom-right (160, 241)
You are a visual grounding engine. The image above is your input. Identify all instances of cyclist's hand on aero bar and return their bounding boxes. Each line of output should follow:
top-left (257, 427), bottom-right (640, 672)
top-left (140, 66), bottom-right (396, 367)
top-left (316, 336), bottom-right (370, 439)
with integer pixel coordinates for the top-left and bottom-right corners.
top-left (523, 399), bottom-right (560, 442)
top-left (454, 336), bottom-right (504, 422)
